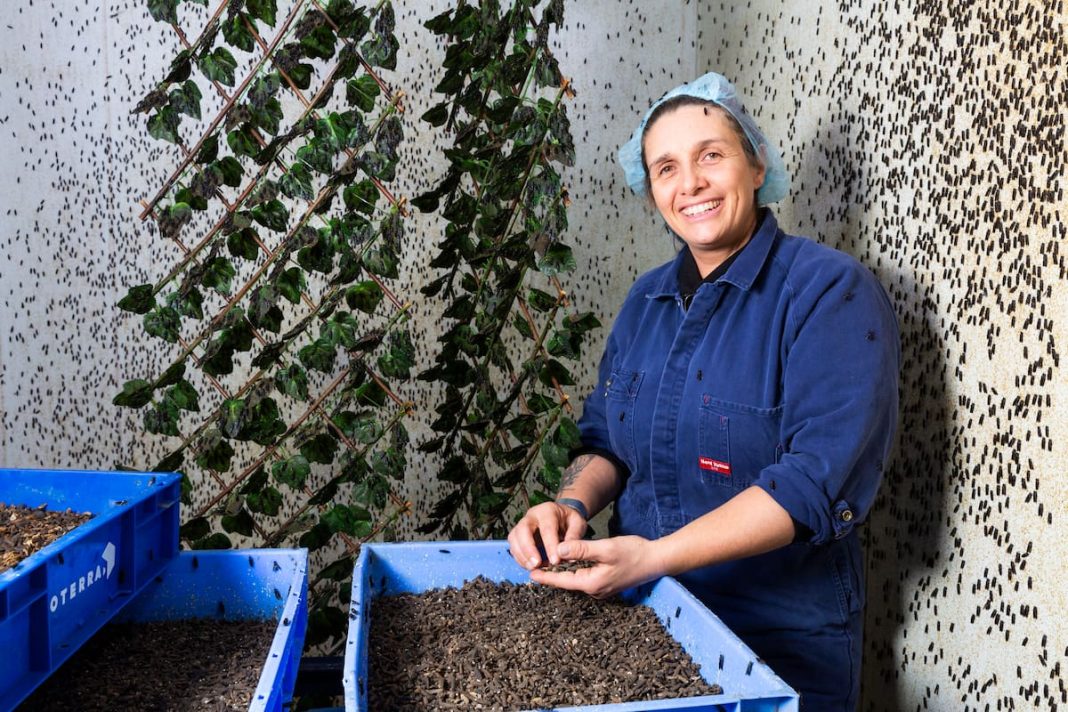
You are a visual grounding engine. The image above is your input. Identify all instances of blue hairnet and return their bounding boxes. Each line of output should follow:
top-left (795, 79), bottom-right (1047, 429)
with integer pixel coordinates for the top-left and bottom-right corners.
top-left (617, 72), bottom-right (789, 205)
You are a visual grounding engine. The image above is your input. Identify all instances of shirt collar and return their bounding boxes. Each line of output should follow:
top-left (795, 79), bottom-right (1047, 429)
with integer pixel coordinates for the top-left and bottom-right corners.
top-left (647, 209), bottom-right (780, 298)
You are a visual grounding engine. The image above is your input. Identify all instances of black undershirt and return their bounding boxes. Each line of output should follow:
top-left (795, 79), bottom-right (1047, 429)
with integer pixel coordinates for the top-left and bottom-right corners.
top-left (677, 209), bottom-right (765, 310)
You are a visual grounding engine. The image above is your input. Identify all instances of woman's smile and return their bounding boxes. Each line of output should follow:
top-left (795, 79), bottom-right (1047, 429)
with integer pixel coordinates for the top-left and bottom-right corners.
top-left (680, 199), bottom-right (723, 218)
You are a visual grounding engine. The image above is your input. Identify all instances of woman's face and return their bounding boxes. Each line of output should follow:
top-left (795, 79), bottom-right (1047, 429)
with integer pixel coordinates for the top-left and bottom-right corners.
top-left (643, 106), bottom-right (766, 271)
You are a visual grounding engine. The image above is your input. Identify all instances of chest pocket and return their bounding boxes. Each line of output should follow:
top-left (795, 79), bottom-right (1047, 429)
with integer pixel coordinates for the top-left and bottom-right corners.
top-left (604, 368), bottom-right (644, 470)
top-left (697, 397), bottom-right (783, 490)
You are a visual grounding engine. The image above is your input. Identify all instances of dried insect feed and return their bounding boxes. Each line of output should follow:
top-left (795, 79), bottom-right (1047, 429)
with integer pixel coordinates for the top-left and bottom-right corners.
top-left (370, 576), bottom-right (723, 711)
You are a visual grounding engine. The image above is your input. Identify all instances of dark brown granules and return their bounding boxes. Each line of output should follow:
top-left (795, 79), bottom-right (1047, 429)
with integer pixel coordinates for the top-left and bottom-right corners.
top-left (0, 502), bottom-right (93, 572)
top-left (541, 559), bottom-right (597, 573)
top-left (20, 619), bottom-right (278, 711)
top-left (369, 576), bottom-right (722, 711)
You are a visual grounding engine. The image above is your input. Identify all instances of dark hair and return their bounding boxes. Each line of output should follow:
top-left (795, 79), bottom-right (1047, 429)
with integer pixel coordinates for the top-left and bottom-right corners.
top-left (639, 95), bottom-right (761, 196)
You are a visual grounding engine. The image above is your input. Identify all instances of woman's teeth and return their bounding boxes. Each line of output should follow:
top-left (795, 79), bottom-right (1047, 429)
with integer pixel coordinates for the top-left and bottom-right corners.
top-left (681, 200), bottom-right (722, 216)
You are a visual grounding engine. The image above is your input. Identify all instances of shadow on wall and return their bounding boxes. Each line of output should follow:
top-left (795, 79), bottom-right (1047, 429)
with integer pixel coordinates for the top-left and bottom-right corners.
top-left (861, 275), bottom-right (952, 710)
top-left (789, 120), bottom-right (953, 710)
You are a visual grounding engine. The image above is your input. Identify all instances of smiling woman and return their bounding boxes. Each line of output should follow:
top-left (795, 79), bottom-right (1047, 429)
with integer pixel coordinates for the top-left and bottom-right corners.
top-left (507, 72), bottom-right (902, 712)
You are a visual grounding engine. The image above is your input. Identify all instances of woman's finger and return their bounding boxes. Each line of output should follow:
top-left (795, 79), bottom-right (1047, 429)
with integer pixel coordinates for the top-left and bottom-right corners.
top-left (507, 517), bottom-right (542, 570)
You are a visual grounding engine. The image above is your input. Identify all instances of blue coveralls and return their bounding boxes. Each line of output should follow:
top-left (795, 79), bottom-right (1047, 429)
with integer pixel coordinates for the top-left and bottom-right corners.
top-left (576, 211), bottom-right (900, 710)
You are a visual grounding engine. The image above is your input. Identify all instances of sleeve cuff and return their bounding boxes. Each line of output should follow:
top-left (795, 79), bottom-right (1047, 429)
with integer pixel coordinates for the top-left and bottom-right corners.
top-left (753, 464), bottom-right (856, 545)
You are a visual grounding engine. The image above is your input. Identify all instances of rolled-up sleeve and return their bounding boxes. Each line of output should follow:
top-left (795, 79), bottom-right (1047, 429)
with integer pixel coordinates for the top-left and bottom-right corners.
top-left (752, 259), bottom-right (900, 545)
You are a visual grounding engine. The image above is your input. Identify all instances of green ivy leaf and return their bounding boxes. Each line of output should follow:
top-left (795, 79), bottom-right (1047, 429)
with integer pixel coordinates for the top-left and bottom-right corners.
top-left (179, 516), bottom-right (211, 541)
top-left (251, 97), bottom-right (284, 135)
top-left (279, 163), bottom-right (314, 200)
top-left (143, 306), bottom-right (181, 343)
top-left (300, 25), bottom-right (337, 60)
top-left (113, 379), bottom-right (155, 408)
top-left (222, 14), bottom-right (256, 52)
top-left (512, 312), bottom-right (534, 340)
top-left (323, 312), bottom-right (358, 349)
top-left (330, 0), bottom-right (369, 39)
top-left (346, 74), bottom-right (380, 112)
top-left (251, 199), bottom-right (289, 232)
top-left (191, 533), bottom-right (232, 550)
top-left (168, 80), bottom-right (202, 120)
top-left (344, 280), bottom-right (383, 314)
top-left (525, 393), bottom-right (558, 414)
top-left (213, 156), bottom-right (243, 187)
top-left (199, 47), bottom-right (237, 86)
top-left (420, 102), bottom-right (449, 127)
top-left (200, 256), bottom-right (236, 295)
top-left (276, 267), bottom-right (306, 303)
top-left (537, 243), bottom-right (576, 275)
top-left (174, 286), bottom-right (204, 319)
top-left (360, 32), bottom-right (398, 70)
top-left (342, 180), bottom-right (378, 215)
top-left (527, 287), bottom-right (557, 312)
top-left (195, 134), bottom-right (220, 164)
top-left (219, 398), bottom-right (247, 438)
top-left (227, 227), bottom-right (261, 260)
top-left (118, 284), bottom-right (156, 314)
top-left (272, 454), bottom-right (310, 490)
top-left (222, 508), bottom-right (256, 537)
top-left (195, 430), bottom-right (235, 471)
top-left (297, 231), bottom-right (336, 274)
top-left (322, 503), bottom-right (371, 536)
top-left (357, 150), bottom-right (396, 182)
top-left (275, 362), bottom-right (309, 401)
top-left (538, 358), bottom-right (575, 387)
top-left (246, 0), bottom-right (278, 26)
top-left (288, 63), bottom-right (313, 90)
top-left (362, 245), bottom-right (397, 279)
top-left (247, 486), bottom-right (282, 516)
top-left (377, 329), bottom-right (414, 380)
top-left (301, 433), bottom-right (339, 465)
top-left (227, 126), bottom-right (260, 158)
top-left (296, 140), bottom-right (335, 174)
top-left (249, 285), bottom-right (283, 333)
top-left (167, 380), bottom-right (200, 412)
top-left (242, 397), bottom-right (287, 445)
top-left (333, 411), bottom-right (380, 443)
top-left (156, 361), bottom-right (187, 388)
top-left (148, 0), bottom-right (179, 23)
top-left (567, 311), bottom-right (601, 334)
top-left (148, 106), bottom-right (181, 144)
top-left (299, 336), bottom-right (336, 373)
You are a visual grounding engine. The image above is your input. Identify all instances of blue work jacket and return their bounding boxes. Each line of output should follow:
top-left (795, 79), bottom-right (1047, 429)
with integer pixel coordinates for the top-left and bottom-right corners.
top-left (578, 210), bottom-right (900, 641)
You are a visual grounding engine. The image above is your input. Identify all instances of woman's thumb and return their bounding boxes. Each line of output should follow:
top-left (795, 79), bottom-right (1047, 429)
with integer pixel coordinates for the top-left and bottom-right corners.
top-left (557, 540), bottom-right (586, 560)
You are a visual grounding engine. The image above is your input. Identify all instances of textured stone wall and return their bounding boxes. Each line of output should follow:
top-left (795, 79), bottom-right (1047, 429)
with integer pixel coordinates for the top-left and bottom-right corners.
top-left (1, 0), bottom-right (1064, 708)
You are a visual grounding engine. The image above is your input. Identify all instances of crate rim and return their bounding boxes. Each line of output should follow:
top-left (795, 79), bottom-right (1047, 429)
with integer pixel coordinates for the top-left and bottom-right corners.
top-left (0, 469), bottom-right (181, 583)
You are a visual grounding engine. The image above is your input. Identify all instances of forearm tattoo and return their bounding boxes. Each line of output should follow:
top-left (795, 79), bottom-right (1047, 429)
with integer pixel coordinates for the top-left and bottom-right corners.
top-left (558, 454), bottom-right (595, 493)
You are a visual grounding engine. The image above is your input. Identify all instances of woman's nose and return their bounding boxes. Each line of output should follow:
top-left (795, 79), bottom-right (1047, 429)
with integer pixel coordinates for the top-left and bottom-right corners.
top-left (679, 163), bottom-right (706, 194)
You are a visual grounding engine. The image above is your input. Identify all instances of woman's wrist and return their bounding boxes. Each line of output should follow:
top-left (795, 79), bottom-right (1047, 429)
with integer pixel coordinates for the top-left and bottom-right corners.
top-left (555, 497), bottom-right (589, 521)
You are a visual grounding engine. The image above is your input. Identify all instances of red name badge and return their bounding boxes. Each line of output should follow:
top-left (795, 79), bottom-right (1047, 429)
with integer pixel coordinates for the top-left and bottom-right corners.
top-left (699, 457), bottom-right (732, 475)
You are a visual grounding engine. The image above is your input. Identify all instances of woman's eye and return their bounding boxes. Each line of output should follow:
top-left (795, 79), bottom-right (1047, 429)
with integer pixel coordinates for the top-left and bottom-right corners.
top-left (658, 164), bottom-right (675, 176)
top-left (703, 151), bottom-right (721, 161)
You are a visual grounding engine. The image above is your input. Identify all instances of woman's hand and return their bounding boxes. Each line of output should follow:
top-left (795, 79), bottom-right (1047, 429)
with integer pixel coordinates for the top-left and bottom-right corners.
top-left (507, 501), bottom-right (588, 570)
top-left (528, 535), bottom-right (666, 599)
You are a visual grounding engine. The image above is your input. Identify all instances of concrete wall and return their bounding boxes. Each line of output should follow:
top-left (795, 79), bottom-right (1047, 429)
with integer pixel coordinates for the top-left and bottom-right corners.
top-left (1, 0), bottom-right (1064, 708)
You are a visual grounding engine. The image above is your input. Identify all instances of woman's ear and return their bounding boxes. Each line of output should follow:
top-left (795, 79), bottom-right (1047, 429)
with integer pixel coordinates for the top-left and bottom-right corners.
top-left (753, 145), bottom-right (768, 190)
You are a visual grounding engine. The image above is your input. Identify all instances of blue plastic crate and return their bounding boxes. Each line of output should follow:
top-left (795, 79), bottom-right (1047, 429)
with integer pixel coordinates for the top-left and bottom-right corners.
top-left (111, 549), bottom-right (309, 712)
top-left (343, 541), bottom-right (798, 712)
top-left (0, 468), bottom-right (181, 711)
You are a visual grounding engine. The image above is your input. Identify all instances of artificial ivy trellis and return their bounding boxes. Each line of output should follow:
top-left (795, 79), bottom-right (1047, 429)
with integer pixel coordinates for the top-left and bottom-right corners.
top-left (413, 0), bottom-right (598, 540)
top-left (118, 0), bottom-right (414, 647)
top-left (117, 0), bottom-right (595, 649)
